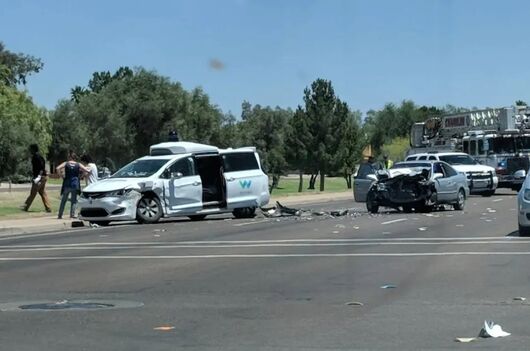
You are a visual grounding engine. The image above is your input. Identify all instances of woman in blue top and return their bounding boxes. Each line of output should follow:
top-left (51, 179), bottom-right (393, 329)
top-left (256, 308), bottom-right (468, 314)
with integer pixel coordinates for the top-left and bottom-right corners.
top-left (56, 152), bottom-right (89, 219)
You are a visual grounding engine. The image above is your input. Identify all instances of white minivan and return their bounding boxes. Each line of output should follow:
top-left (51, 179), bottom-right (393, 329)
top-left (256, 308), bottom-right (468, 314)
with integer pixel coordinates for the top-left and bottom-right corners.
top-left (78, 142), bottom-right (270, 225)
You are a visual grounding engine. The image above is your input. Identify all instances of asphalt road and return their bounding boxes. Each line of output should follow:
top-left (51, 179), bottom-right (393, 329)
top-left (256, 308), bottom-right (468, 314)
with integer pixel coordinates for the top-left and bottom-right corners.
top-left (0, 189), bottom-right (528, 350)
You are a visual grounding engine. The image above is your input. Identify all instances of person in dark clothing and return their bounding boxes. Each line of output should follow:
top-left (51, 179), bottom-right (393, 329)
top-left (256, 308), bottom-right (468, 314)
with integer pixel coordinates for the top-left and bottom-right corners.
top-left (22, 144), bottom-right (51, 212)
top-left (56, 152), bottom-right (89, 219)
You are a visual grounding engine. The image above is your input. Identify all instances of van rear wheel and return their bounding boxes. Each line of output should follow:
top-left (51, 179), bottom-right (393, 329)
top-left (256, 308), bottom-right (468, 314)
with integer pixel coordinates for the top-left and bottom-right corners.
top-left (233, 207), bottom-right (256, 219)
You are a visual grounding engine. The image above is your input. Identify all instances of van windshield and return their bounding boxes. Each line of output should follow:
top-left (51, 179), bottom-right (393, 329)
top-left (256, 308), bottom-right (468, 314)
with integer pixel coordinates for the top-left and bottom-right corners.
top-left (112, 159), bottom-right (168, 178)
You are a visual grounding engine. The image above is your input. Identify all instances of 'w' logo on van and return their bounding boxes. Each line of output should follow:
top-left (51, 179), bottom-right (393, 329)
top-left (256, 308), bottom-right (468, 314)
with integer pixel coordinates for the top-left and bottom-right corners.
top-left (239, 180), bottom-right (252, 189)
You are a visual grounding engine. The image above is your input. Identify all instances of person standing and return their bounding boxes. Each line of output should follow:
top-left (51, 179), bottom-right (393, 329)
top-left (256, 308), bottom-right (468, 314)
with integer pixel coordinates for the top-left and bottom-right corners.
top-left (56, 152), bottom-right (89, 219)
top-left (81, 154), bottom-right (98, 186)
top-left (383, 154), bottom-right (394, 169)
top-left (22, 144), bottom-right (52, 212)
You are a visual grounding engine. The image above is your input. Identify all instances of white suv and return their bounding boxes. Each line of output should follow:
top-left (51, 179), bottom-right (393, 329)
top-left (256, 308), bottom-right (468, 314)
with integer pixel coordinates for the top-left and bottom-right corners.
top-left (78, 142), bottom-right (270, 225)
top-left (405, 152), bottom-right (498, 196)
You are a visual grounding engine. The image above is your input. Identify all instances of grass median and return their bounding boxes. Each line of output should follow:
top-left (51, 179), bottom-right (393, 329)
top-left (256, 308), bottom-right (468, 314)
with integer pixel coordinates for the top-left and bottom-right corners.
top-left (0, 176), bottom-right (352, 219)
top-left (270, 176), bottom-right (350, 196)
top-left (0, 190), bottom-right (62, 218)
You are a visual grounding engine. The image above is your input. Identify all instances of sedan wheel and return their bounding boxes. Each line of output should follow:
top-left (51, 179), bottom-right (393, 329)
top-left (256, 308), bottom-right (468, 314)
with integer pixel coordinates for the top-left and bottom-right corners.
top-left (453, 189), bottom-right (465, 211)
top-left (136, 196), bottom-right (162, 224)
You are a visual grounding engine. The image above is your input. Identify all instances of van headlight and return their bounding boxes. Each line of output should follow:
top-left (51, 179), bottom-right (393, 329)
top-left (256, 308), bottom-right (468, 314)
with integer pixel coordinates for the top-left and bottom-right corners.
top-left (524, 189), bottom-right (530, 201)
top-left (106, 189), bottom-right (132, 197)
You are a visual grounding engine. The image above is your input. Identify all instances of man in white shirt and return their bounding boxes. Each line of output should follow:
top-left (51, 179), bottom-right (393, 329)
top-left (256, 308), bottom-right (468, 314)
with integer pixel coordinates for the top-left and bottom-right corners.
top-left (81, 154), bottom-right (98, 185)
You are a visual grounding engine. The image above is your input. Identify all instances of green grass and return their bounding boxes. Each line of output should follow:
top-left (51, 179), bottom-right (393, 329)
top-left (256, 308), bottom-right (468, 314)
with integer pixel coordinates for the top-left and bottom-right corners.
top-left (271, 176), bottom-right (350, 196)
top-left (0, 190), bottom-right (62, 218)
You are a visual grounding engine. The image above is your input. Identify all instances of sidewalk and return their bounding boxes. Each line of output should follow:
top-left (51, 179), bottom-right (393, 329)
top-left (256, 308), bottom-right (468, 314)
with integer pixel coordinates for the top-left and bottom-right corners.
top-left (0, 191), bottom-right (354, 237)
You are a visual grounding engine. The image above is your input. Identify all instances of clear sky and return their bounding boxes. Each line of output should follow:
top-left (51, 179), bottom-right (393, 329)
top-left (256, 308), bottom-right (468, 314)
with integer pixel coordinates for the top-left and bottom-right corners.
top-left (1, 0), bottom-right (529, 116)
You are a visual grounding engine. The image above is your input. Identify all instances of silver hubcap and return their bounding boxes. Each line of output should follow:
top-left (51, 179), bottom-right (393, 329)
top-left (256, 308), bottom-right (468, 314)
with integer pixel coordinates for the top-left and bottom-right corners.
top-left (138, 198), bottom-right (159, 218)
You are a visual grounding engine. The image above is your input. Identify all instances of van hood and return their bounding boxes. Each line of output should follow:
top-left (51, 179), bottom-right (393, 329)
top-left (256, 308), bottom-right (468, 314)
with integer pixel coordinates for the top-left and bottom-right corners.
top-left (451, 164), bottom-right (494, 173)
top-left (83, 178), bottom-right (143, 193)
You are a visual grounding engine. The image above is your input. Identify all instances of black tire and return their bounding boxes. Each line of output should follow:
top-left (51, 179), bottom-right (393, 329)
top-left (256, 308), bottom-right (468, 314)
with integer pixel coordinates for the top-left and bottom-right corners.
top-left (91, 221), bottom-right (110, 226)
top-left (189, 214), bottom-right (207, 221)
top-left (402, 205), bottom-right (413, 213)
top-left (366, 191), bottom-right (379, 214)
top-left (233, 207), bottom-right (256, 219)
top-left (453, 189), bottom-right (466, 211)
top-left (136, 195), bottom-right (163, 224)
top-left (519, 224), bottom-right (530, 237)
top-left (481, 190), bottom-right (495, 197)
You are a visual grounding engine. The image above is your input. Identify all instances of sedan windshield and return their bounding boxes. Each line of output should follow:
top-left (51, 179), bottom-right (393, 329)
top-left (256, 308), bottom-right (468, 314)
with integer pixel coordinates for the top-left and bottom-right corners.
top-left (439, 154), bottom-right (477, 165)
top-left (112, 159), bottom-right (168, 178)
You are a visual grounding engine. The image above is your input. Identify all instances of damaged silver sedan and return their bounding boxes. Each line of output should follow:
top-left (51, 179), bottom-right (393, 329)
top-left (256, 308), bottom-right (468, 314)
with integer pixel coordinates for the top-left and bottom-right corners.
top-left (365, 161), bottom-right (470, 213)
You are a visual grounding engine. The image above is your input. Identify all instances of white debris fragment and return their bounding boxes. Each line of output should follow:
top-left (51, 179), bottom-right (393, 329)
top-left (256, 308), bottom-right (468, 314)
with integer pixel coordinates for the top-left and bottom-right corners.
top-left (335, 224), bottom-right (346, 229)
top-left (513, 297), bottom-right (526, 301)
top-left (153, 234), bottom-right (161, 237)
top-left (345, 301), bottom-right (364, 306)
top-left (455, 337), bottom-right (476, 343)
top-left (332, 231), bottom-right (340, 234)
top-left (418, 227), bottom-right (427, 231)
top-left (478, 320), bottom-right (511, 338)
top-left (353, 226), bottom-right (360, 230)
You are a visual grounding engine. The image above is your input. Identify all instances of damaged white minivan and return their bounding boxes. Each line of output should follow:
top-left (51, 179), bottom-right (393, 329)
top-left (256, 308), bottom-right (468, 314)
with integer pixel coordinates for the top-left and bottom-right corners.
top-left (78, 142), bottom-right (270, 225)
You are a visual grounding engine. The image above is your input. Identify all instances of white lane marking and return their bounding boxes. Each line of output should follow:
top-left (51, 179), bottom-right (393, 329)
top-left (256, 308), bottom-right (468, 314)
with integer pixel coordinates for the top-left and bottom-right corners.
top-left (0, 236), bottom-right (520, 248)
top-left (381, 218), bottom-right (408, 225)
top-left (233, 220), bottom-right (270, 227)
top-left (492, 198), bottom-right (504, 202)
top-left (1, 240), bottom-right (529, 252)
top-left (4, 251), bottom-right (530, 260)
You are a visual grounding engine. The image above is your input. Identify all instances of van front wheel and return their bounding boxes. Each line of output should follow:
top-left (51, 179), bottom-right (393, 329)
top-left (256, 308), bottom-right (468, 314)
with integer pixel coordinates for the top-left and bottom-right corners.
top-left (136, 196), bottom-right (163, 224)
top-left (233, 207), bottom-right (256, 219)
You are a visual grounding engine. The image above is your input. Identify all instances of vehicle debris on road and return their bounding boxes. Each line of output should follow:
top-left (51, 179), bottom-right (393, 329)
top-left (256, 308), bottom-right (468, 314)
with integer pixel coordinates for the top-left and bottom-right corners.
top-left (261, 202), bottom-right (350, 219)
top-left (345, 301), bottom-right (364, 306)
top-left (478, 320), bottom-right (511, 338)
top-left (380, 284), bottom-right (397, 289)
top-left (513, 297), bottom-right (526, 301)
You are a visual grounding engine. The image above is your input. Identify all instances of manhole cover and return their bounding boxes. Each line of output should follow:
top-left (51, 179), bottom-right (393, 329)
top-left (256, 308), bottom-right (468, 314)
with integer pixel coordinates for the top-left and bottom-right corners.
top-left (0, 299), bottom-right (143, 312)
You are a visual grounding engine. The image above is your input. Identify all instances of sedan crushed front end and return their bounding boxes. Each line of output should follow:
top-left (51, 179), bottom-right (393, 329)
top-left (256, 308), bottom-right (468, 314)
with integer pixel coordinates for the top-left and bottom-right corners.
top-left (366, 170), bottom-right (436, 213)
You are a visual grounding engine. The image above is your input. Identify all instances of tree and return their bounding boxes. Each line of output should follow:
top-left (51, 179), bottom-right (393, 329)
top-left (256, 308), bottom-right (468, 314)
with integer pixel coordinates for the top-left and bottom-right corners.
top-left (0, 42), bottom-right (43, 86)
top-left (238, 102), bottom-right (292, 192)
top-left (0, 84), bottom-right (51, 179)
top-left (286, 106), bottom-right (312, 192)
top-left (331, 102), bottom-right (361, 188)
top-left (515, 100), bottom-right (527, 106)
top-left (303, 79), bottom-right (339, 191)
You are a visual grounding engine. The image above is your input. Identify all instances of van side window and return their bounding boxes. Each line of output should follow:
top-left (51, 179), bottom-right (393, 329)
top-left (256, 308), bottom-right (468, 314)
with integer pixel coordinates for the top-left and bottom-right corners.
top-left (405, 156), bottom-right (416, 161)
top-left (418, 156), bottom-right (427, 160)
top-left (222, 152), bottom-right (259, 172)
top-left (163, 157), bottom-right (195, 178)
top-left (428, 156), bottom-right (437, 160)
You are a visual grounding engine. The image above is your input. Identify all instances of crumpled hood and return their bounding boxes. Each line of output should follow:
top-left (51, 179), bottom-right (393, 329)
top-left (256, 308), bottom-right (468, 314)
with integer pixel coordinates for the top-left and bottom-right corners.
top-left (451, 164), bottom-right (494, 173)
top-left (83, 178), bottom-right (142, 193)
